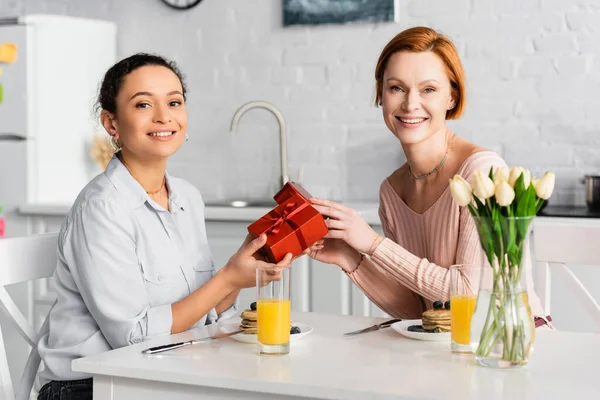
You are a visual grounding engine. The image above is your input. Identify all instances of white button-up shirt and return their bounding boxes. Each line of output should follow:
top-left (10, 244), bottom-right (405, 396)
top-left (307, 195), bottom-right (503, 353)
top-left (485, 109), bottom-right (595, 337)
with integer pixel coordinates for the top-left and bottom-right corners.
top-left (38, 156), bottom-right (238, 383)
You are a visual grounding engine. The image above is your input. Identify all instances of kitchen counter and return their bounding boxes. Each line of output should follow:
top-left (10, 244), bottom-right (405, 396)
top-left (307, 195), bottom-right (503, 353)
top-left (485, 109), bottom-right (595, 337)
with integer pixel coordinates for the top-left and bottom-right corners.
top-left (21, 203), bottom-right (600, 224)
top-left (17, 202), bottom-right (382, 225)
top-left (202, 201), bottom-right (380, 224)
top-left (18, 204), bottom-right (71, 217)
top-left (538, 205), bottom-right (600, 218)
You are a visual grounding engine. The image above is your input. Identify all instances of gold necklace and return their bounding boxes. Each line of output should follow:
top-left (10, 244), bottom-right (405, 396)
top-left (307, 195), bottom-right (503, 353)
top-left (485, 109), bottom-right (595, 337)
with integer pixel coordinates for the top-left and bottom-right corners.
top-left (146, 177), bottom-right (165, 195)
top-left (408, 133), bottom-right (456, 180)
top-left (118, 154), bottom-right (166, 195)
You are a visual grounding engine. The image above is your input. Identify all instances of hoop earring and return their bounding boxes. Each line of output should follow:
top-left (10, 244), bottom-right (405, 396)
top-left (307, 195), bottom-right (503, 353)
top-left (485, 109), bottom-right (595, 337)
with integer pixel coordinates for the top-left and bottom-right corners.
top-left (185, 134), bottom-right (189, 143)
top-left (109, 135), bottom-right (122, 152)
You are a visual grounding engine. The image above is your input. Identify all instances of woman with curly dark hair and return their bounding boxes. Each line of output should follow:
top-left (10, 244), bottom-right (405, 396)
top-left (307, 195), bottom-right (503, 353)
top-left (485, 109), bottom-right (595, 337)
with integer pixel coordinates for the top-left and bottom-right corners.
top-left (36, 53), bottom-right (291, 399)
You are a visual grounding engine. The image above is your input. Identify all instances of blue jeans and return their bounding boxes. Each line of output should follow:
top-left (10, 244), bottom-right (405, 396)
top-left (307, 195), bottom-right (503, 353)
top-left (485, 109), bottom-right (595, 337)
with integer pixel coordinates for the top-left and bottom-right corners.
top-left (37, 378), bottom-right (93, 400)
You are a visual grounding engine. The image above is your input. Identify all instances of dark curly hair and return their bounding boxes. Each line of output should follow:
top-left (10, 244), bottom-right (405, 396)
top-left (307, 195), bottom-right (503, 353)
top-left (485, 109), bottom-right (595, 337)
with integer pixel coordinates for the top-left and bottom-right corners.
top-left (96, 53), bottom-right (187, 115)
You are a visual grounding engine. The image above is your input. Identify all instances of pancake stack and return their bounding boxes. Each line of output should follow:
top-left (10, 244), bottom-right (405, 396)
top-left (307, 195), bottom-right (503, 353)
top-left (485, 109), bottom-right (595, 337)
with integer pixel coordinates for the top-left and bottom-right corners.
top-left (239, 309), bottom-right (258, 334)
top-left (239, 303), bottom-right (299, 335)
top-left (421, 308), bottom-right (451, 333)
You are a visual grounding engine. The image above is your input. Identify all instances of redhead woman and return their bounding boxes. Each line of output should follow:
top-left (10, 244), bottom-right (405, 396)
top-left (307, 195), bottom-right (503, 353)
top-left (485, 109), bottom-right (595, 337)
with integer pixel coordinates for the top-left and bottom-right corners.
top-left (308, 27), bottom-right (551, 329)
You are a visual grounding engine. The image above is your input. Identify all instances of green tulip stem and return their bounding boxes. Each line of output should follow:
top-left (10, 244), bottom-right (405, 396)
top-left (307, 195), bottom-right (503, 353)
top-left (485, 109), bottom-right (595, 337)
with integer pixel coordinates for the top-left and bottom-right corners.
top-left (474, 216), bottom-right (530, 364)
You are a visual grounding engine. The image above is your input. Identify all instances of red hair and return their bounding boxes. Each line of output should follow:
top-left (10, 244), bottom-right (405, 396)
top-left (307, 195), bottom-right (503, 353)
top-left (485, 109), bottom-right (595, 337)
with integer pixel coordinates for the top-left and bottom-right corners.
top-left (374, 27), bottom-right (466, 120)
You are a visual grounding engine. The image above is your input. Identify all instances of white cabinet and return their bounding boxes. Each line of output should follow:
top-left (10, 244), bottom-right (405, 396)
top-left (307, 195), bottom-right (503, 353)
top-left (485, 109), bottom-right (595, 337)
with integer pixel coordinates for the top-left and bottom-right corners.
top-left (204, 222), bottom-right (254, 310)
top-left (309, 225), bottom-right (389, 318)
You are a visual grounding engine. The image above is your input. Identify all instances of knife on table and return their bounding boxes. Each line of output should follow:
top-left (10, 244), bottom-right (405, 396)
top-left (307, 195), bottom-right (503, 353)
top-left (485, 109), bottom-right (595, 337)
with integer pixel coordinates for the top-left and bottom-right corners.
top-left (142, 329), bottom-right (243, 354)
top-left (343, 319), bottom-right (402, 336)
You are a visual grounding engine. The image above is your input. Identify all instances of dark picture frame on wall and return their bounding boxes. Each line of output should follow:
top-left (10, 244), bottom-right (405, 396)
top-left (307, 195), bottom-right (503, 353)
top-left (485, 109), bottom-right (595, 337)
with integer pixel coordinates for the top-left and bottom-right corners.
top-left (283, 0), bottom-right (398, 26)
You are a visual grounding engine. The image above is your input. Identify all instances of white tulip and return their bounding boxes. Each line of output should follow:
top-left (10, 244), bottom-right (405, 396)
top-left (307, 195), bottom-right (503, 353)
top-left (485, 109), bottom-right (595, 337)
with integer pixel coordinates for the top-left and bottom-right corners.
top-left (533, 172), bottom-right (555, 200)
top-left (472, 170), bottom-right (496, 200)
top-left (508, 166), bottom-right (524, 187)
top-left (508, 166), bottom-right (531, 188)
top-left (522, 169), bottom-right (532, 188)
top-left (449, 175), bottom-right (473, 206)
top-left (495, 180), bottom-right (515, 206)
top-left (493, 167), bottom-right (510, 185)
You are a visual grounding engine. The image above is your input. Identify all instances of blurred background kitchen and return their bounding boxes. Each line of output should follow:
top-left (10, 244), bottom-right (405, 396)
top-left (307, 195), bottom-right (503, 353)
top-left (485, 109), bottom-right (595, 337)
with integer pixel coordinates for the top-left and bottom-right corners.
top-left (3, 0), bottom-right (600, 207)
top-left (1, 0), bottom-right (600, 386)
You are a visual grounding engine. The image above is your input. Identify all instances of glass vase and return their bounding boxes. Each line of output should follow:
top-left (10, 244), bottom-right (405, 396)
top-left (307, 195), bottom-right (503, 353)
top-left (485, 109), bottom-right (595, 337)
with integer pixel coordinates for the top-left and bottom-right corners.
top-left (469, 216), bottom-right (536, 368)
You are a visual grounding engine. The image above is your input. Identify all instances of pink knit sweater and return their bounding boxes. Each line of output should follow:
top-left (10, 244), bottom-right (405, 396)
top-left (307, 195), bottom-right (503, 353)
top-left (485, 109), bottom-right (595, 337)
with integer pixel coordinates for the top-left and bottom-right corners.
top-left (348, 151), bottom-right (545, 320)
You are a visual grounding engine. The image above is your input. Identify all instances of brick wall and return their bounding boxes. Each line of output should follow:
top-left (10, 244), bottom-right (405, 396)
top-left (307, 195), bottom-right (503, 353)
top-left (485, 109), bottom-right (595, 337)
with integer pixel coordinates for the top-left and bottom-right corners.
top-left (3, 0), bottom-right (600, 205)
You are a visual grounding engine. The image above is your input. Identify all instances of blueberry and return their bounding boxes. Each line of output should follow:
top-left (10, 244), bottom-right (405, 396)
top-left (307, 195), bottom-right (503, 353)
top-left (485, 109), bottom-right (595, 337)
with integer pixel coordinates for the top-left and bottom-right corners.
top-left (433, 300), bottom-right (443, 309)
top-left (407, 325), bottom-right (428, 333)
top-left (290, 326), bottom-right (301, 334)
top-left (250, 302), bottom-right (257, 311)
top-left (444, 300), bottom-right (451, 310)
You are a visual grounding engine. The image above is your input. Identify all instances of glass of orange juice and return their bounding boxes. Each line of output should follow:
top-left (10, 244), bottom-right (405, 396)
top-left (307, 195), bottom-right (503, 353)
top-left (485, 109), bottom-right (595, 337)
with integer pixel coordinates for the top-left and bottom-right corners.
top-left (449, 264), bottom-right (482, 353)
top-left (257, 264), bottom-right (290, 355)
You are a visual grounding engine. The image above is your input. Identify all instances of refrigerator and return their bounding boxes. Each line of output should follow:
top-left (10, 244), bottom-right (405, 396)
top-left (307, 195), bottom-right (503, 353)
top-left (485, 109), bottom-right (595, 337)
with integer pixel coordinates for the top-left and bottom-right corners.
top-left (0, 14), bottom-right (117, 389)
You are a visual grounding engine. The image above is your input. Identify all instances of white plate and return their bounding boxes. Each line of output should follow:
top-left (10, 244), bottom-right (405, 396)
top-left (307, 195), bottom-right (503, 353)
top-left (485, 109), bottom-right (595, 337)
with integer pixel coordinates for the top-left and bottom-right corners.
top-left (219, 320), bottom-right (313, 344)
top-left (390, 319), bottom-right (450, 342)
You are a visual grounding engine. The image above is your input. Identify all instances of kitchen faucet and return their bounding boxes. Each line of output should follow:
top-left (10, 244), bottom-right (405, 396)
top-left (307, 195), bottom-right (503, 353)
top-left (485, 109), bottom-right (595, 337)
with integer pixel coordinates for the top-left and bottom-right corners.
top-left (230, 101), bottom-right (290, 188)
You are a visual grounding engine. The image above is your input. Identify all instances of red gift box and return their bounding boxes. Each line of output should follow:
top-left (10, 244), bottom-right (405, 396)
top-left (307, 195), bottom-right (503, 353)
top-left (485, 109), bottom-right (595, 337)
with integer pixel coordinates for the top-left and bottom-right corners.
top-left (248, 194), bottom-right (328, 263)
top-left (274, 182), bottom-right (313, 204)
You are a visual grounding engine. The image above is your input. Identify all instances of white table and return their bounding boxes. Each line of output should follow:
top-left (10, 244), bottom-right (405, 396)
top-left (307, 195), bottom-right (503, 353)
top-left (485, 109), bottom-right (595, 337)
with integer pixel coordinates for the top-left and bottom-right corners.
top-left (72, 312), bottom-right (600, 400)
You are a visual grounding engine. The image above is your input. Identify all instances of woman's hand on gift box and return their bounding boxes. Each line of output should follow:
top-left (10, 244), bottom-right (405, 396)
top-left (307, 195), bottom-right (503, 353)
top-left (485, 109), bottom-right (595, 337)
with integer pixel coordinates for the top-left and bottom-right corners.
top-left (310, 198), bottom-right (382, 255)
top-left (307, 238), bottom-right (363, 273)
top-left (222, 234), bottom-right (293, 289)
top-left (239, 233), bottom-right (268, 262)
top-left (238, 233), bottom-right (307, 263)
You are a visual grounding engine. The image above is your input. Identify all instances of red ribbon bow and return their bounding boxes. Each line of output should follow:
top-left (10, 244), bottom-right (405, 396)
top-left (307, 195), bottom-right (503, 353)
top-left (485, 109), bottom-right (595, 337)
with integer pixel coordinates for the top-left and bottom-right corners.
top-left (260, 201), bottom-right (309, 236)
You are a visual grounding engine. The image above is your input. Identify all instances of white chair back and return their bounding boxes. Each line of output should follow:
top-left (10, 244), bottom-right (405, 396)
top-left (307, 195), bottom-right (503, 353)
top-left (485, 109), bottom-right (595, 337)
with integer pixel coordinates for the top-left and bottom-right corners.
top-left (0, 233), bottom-right (58, 400)
top-left (533, 218), bottom-right (600, 329)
